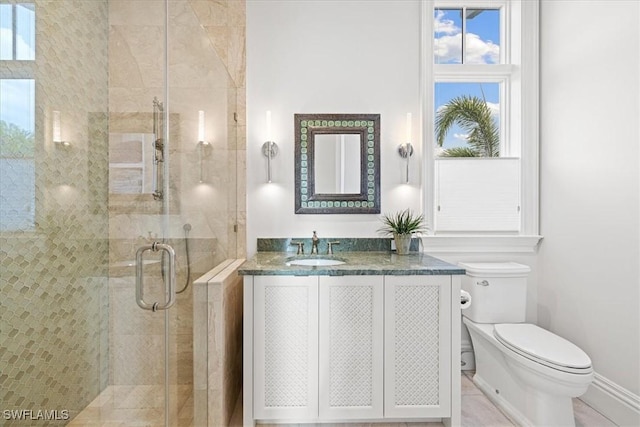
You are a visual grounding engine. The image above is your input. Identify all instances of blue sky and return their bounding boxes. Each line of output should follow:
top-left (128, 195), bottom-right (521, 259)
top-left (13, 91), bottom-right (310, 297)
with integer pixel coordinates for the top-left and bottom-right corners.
top-left (0, 80), bottom-right (35, 133)
top-left (433, 8), bottom-right (501, 151)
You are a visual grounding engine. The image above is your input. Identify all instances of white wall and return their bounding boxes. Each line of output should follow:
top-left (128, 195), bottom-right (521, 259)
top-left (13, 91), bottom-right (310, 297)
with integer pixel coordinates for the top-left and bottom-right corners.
top-left (246, 0), bottom-right (422, 255)
top-left (539, 0), bottom-right (640, 422)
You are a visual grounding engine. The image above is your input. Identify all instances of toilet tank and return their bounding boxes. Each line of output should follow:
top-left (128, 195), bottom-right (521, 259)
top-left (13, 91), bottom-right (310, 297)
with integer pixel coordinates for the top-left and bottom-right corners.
top-left (459, 262), bottom-right (531, 324)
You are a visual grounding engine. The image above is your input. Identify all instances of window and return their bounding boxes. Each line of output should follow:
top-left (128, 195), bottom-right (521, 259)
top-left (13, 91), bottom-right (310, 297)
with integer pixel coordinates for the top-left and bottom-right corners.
top-left (1, 3), bottom-right (36, 231)
top-left (434, 7), bottom-right (501, 65)
top-left (0, 3), bottom-right (35, 60)
top-left (423, 0), bottom-right (539, 242)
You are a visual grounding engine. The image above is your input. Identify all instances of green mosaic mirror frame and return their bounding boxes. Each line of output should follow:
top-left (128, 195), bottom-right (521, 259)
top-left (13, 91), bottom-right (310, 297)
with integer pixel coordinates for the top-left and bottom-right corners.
top-left (294, 113), bottom-right (381, 214)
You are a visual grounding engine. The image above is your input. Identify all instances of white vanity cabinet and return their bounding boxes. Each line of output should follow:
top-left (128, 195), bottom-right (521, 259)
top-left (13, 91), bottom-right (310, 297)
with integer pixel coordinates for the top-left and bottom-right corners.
top-left (244, 273), bottom-right (460, 426)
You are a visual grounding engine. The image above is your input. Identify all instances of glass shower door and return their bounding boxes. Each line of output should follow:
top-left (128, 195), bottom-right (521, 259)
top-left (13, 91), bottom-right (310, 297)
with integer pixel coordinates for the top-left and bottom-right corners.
top-left (107, 0), bottom-right (240, 425)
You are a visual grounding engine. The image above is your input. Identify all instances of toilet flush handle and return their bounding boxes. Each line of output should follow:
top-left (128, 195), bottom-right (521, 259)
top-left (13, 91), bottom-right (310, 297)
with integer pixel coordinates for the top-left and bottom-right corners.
top-left (477, 280), bottom-right (490, 286)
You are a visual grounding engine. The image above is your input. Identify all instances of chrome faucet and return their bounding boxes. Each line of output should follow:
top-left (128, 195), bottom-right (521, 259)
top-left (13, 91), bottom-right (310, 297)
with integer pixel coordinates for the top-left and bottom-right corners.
top-left (311, 231), bottom-right (319, 255)
top-left (290, 241), bottom-right (305, 255)
top-left (327, 241), bottom-right (340, 255)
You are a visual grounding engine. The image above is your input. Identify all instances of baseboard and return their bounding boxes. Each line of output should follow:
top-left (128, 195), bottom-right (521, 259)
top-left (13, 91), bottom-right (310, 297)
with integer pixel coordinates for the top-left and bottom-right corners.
top-left (580, 372), bottom-right (640, 427)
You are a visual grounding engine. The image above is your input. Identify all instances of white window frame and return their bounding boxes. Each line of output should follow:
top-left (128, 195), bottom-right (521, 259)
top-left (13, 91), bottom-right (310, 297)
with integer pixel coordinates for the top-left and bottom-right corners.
top-left (421, 0), bottom-right (541, 252)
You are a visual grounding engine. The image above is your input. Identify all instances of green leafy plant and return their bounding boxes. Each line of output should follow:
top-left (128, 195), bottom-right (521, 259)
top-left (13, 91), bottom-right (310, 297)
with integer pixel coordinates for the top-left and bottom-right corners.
top-left (435, 95), bottom-right (499, 157)
top-left (377, 209), bottom-right (427, 236)
top-left (0, 120), bottom-right (35, 158)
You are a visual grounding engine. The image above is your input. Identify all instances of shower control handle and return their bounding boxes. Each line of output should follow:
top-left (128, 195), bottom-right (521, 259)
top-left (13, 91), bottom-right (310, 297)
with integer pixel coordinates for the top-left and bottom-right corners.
top-left (135, 242), bottom-right (176, 312)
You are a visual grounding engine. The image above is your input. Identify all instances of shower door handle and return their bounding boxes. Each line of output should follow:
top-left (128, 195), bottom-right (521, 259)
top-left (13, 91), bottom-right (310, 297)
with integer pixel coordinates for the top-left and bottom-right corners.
top-left (135, 242), bottom-right (176, 312)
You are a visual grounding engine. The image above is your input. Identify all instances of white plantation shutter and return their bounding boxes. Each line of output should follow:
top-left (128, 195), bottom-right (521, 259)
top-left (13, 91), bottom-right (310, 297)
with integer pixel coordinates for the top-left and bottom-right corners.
top-left (435, 158), bottom-right (520, 232)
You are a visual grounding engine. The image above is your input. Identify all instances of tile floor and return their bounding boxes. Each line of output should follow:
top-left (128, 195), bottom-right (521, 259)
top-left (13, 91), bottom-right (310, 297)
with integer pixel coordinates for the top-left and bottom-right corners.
top-left (71, 372), bottom-right (617, 426)
top-left (230, 372), bottom-right (617, 427)
top-left (458, 371), bottom-right (616, 427)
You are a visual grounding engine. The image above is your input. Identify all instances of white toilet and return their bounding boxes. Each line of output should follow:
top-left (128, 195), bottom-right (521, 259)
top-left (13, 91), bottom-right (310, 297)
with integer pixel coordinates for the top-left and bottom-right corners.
top-left (460, 262), bottom-right (594, 427)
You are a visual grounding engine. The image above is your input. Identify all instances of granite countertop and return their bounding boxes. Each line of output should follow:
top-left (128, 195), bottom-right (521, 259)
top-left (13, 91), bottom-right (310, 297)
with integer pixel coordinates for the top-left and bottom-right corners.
top-left (238, 251), bottom-right (466, 276)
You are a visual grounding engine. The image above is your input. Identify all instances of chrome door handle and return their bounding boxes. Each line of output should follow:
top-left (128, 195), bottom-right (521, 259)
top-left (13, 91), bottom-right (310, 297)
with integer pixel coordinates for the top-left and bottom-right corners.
top-left (135, 242), bottom-right (176, 312)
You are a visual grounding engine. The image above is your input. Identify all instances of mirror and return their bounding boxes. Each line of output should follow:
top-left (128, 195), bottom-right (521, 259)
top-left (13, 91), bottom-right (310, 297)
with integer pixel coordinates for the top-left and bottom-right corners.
top-left (295, 113), bottom-right (380, 214)
top-left (313, 133), bottom-right (361, 194)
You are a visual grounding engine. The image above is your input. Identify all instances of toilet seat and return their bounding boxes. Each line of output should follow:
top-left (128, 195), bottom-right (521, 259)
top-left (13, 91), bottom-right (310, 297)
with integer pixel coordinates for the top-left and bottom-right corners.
top-left (494, 323), bottom-right (593, 375)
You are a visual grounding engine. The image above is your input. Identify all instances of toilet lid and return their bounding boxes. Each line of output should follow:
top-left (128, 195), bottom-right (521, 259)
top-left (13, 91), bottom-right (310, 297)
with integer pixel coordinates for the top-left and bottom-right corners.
top-left (458, 262), bottom-right (531, 277)
top-left (494, 324), bottom-right (592, 372)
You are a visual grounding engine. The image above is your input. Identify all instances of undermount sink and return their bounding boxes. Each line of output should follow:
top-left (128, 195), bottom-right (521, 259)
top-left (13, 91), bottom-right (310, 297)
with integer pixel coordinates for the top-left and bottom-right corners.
top-left (286, 258), bottom-right (346, 267)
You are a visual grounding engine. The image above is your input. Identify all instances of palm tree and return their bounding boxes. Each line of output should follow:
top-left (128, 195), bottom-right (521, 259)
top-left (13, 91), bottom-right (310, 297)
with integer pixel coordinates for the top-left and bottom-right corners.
top-left (435, 95), bottom-right (499, 157)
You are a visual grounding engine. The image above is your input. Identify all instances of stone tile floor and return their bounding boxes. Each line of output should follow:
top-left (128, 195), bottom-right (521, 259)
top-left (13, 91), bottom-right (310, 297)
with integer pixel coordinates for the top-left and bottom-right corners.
top-left (68, 385), bottom-right (192, 426)
top-left (233, 372), bottom-right (617, 427)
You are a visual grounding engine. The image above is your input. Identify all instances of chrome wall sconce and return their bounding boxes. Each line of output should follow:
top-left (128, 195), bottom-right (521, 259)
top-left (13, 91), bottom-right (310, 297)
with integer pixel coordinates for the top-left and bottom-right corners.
top-left (397, 113), bottom-right (413, 183)
top-left (262, 110), bottom-right (278, 183)
top-left (52, 110), bottom-right (70, 147)
top-left (197, 110), bottom-right (210, 183)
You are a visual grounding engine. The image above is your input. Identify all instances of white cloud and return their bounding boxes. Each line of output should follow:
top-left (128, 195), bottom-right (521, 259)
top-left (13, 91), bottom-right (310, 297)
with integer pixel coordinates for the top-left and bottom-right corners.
top-left (433, 11), bottom-right (500, 65)
top-left (434, 10), bottom-right (459, 35)
top-left (434, 33), bottom-right (463, 64)
top-left (454, 133), bottom-right (469, 141)
top-left (486, 102), bottom-right (500, 117)
top-left (465, 33), bottom-right (499, 64)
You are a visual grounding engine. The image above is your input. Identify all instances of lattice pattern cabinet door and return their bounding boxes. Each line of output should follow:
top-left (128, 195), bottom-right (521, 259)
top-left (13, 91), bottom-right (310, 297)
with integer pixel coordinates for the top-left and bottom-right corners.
top-left (253, 276), bottom-right (319, 420)
top-left (318, 276), bottom-right (384, 419)
top-left (384, 275), bottom-right (452, 418)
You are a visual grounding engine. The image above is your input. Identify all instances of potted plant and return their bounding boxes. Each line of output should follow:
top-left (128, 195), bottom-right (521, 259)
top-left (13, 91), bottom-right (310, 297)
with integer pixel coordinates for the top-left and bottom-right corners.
top-left (378, 209), bottom-right (427, 255)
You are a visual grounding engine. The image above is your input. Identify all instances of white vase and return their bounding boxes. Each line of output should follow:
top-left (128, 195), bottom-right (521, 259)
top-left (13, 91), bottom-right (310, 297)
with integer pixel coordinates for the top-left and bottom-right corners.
top-left (393, 233), bottom-right (412, 255)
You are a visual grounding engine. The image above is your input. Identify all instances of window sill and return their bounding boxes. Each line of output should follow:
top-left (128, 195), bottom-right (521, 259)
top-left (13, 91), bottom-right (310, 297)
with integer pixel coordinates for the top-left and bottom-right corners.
top-left (420, 235), bottom-right (543, 253)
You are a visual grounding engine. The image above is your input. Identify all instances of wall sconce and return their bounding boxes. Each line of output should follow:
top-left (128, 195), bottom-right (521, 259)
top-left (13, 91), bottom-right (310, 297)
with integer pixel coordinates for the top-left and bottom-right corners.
top-left (197, 110), bottom-right (210, 183)
top-left (262, 110), bottom-right (278, 183)
top-left (52, 110), bottom-right (70, 147)
top-left (397, 113), bottom-right (414, 183)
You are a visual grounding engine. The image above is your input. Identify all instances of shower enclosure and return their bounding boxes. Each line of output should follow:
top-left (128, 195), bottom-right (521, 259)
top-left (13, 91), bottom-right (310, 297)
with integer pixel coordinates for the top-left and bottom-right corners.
top-left (0, 0), bottom-right (245, 425)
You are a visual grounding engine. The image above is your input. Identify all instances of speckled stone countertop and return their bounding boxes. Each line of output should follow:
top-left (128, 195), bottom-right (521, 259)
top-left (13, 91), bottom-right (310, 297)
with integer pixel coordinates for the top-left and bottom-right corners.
top-left (238, 251), bottom-right (465, 276)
